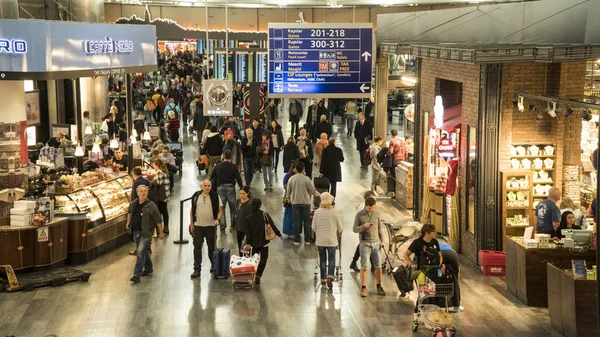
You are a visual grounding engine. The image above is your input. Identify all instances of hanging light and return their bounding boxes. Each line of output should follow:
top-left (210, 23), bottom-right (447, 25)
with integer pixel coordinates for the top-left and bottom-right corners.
top-left (517, 96), bottom-right (524, 112)
top-left (143, 131), bottom-right (151, 141)
top-left (132, 129), bottom-right (138, 138)
top-left (130, 135), bottom-right (137, 145)
top-left (84, 126), bottom-right (93, 135)
top-left (109, 137), bottom-right (119, 149)
top-left (547, 102), bottom-right (557, 118)
top-left (91, 143), bottom-right (101, 153)
top-left (74, 145), bottom-right (85, 157)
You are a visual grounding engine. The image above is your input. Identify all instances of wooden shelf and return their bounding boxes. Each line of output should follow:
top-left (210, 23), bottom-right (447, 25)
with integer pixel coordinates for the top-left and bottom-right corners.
top-left (530, 168), bottom-right (554, 171)
top-left (506, 188), bottom-right (530, 192)
top-left (506, 206), bottom-right (530, 210)
top-left (510, 155), bottom-right (556, 159)
top-left (533, 194), bottom-right (549, 198)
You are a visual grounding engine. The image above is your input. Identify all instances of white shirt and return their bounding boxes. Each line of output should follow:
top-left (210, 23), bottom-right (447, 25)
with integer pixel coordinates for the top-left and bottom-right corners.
top-left (195, 194), bottom-right (223, 227)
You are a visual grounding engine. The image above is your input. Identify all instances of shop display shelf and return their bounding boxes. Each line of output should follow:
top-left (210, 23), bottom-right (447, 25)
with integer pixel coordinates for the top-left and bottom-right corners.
top-left (530, 168), bottom-right (554, 171)
top-left (533, 194), bottom-right (549, 198)
top-left (506, 188), bottom-right (530, 192)
top-left (505, 206), bottom-right (529, 210)
top-left (510, 155), bottom-right (555, 159)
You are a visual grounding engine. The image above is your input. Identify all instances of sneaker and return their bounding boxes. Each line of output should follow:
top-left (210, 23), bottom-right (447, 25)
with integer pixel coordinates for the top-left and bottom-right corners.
top-left (190, 270), bottom-right (200, 279)
top-left (293, 241), bottom-right (300, 246)
top-left (360, 288), bottom-right (368, 297)
top-left (377, 286), bottom-right (386, 296)
top-left (130, 275), bottom-right (140, 283)
top-left (349, 263), bottom-right (360, 272)
top-left (321, 279), bottom-right (327, 285)
top-left (288, 235), bottom-right (296, 240)
top-left (141, 270), bottom-right (153, 276)
top-left (305, 242), bottom-right (311, 246)
top-left (220, 228), bottom-right (225, 233)
top-left (255, 276), bottom-right (261, 285)
top-left (326, 278), bottom-right (333, 289)
top-left (264, 187), bottom-right (269, 191)
top-left (129, 250), bottom-right (137, 256)
top-left (450, 306), bottom-right (464, 313)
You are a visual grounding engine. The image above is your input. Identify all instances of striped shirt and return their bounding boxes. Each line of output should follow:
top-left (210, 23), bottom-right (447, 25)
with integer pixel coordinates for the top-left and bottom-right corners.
top-left (311, 208), bottom-right (343, 247)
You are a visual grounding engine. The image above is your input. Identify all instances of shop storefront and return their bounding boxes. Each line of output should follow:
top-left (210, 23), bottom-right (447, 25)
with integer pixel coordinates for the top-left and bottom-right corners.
top-left (0, 19), bottom-right (157, 272)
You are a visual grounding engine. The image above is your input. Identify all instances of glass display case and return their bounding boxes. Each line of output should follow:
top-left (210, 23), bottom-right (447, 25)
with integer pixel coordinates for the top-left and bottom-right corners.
top-left (116, 175), bottom-right (134, 200)
top-left (54, 195), bottom-right (79, 214)
top-left (69, 189), bottom-right (103, 224)
top-left (91, 180), bottom-right (129, 221)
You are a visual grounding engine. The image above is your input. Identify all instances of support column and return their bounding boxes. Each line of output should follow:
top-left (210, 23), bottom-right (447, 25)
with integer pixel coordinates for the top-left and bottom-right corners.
top-left (477, 64), bottom-right (503, 254)
top-left (374, 54), bottom-right (389, 139)
top-left (413, 58), bottom-right (423, 221)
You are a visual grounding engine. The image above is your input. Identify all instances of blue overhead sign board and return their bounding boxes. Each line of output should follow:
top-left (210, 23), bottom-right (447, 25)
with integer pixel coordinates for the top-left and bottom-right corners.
top-left (268, 23), bottom-right (373, 98)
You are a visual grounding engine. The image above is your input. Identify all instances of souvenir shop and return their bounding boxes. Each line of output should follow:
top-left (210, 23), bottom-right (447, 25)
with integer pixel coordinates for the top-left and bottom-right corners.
top-left (0, 19), bottom-right (157, 273)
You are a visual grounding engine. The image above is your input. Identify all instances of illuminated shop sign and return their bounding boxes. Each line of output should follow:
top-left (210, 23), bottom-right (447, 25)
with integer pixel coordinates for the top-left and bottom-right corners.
top-left (84, 37), bottom-right (133, 55)
top-left (0, 39), bottom-right (27, 54)
top-left (438, 138), bottom-right (455, 158)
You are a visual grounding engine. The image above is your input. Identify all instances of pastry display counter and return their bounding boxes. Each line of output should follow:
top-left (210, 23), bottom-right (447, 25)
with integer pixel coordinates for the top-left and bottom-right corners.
top-left (505, 236), bottom-right (595, 307)
top-left (0, 218), bottom-right (68, 272)
top-left (547, 263), bottom-right (598, 337)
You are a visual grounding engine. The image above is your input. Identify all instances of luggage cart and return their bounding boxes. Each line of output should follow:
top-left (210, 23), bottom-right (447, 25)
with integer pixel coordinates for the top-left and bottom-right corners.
top-left (412, 276), bottom-right (457, 337)
top-left (313, 233), bottom-right (343, 284)
top-left (381, 222), bottom-right (415, 274)
top-left (231, 248), bottom-right (260, 290)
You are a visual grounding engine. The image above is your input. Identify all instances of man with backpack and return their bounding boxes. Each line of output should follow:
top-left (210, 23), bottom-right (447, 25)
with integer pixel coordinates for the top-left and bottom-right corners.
top-left (296, 128), bottom-right (314, 178)
top-left (134, 91), bottom-right (146, 116)
top-left (164, 98), bottom-right (181, 120)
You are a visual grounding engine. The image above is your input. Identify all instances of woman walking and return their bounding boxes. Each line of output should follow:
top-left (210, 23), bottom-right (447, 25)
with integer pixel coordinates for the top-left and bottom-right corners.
top-left (150, 158), bottom-right (171, 234)
top-left (260, 132), bottom-right (274, 191)
top-left (244, 198), bottom-right (282, 284)
top-left (282, 137), bottom-right (300, 173)
top-left (311, 192), bottom-right (343, 289)
top-left (233, 186), bottom-right (253, 254)
top-left (267, 121), bottom-right (285, 172)
top-left (282, 162), bottom-right (297, 239)
top-left (315, 133), bottom-right (329, 167)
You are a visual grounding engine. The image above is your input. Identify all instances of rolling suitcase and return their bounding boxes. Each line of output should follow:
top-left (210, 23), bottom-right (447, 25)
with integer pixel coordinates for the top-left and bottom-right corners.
top-left (314, 176), bottom-right (330, 192)
top-left (212, 248), bottom-right (231, 279)
top-left (392, 265), bottom-right (414, 296)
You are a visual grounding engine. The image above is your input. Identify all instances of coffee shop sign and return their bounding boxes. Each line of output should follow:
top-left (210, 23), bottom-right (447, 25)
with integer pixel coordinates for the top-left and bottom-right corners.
top-left (84, 37), bottom-right (133, 55)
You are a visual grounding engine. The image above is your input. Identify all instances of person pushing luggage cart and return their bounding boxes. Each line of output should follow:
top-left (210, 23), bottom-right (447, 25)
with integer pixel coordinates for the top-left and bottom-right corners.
top-left (311, 192), bottom-right (343, 289)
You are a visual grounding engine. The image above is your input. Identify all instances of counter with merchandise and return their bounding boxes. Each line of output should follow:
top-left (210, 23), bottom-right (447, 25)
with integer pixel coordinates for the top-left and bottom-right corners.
top-left (54, 174), bottom-right (133, 265)
top-left (0, 218), bottom-right (68, 272)
top-left (505, 236), bottom-right (595, 307)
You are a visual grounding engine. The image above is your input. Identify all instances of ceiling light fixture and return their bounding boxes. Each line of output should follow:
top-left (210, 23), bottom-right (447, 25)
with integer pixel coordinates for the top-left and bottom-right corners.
top-left (547, 102), bottom-right (557, 118)
top-left (582, 109), bottom-right (593, 121)
top-left (563, 107), bottom-right (574, 117)
top-left (528, 103), bottom-right (535, 111)
top-left (91, 143), bottom-right (101, 154)
top-left (279, 0), bottom-right (288, 7)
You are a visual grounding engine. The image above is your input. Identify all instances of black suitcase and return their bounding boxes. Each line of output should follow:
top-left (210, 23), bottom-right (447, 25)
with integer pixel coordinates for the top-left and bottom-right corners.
top-left (314, 176), bottom-right (330, 192)
top-left (212, 248), bottom-right (231, 279)
top-left (392, 265), bottom-right (414, 296)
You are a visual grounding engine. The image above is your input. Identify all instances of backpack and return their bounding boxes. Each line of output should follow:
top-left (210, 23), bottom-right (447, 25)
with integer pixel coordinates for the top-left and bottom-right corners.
top-left (364, 147), bottom-right (372, 166)
top-left (377, 146), bottom-right (388, 165)
top-left (135, 98), bottom-right (145, 111)
top-left (145, 99), bottom-right (156, 111)
top-left (157, 96), bottom-right (167, 110)
top-left (297, 138), bottom-right (308, 159)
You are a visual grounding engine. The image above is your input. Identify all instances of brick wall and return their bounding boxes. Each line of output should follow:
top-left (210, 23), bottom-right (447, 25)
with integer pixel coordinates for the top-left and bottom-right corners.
top-left (499, 62), bottom-right (586, 194)
top-left (419, 59), bottom-right (480, 263)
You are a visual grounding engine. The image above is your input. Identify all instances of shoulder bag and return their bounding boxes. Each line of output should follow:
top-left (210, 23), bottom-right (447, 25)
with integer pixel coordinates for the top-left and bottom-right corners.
top-left (264, 212), bottom-right (276, 240)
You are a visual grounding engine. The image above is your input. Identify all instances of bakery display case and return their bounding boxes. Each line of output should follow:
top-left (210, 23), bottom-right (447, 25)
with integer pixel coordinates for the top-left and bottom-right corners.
top-left (116, 175), bottom-right (133, 200)
top-left (54, 194), bottom-right (79, 214)
top-left (68, 189), bottom-right (103, 226)
top-left (91, 180), bottom-right (129, 221)
top-left (501, 170), bottom-right (534, 249)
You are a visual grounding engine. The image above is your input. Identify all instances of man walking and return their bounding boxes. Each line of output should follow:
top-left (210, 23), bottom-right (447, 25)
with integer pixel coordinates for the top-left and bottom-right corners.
top-left (387, 129), bottom-right (407, 195)
top-left (127, 185), bottom-right (164, 284)
top-left (354, 112), bottom-right (373, 168)
top-left (288, 98), bottom-right (303, 137)
top-left (287, 161), bottom-right (319, 245)
top-left (319, 138), bottom-right (344, 197)
top-left (313, 115), bottom-right (332, 143)
top-left (353, 197), bottom-right (386, 297)
top-left (190, 180), bottom-right (223, 278)
top-left (296, 128), bottom-right (314, 178)
top-left (211, 150), bottom-right (243, 233)
top-left (241, 128), bottom-right (259, 186)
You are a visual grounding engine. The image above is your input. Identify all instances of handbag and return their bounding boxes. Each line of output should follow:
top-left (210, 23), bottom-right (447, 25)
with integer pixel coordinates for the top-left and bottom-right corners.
top-left (264, 212), bottom-right (276, 240)
top-left (282, 192), bottom-right (291, 206)
top-left (262, 154), bottom-right (273, 166)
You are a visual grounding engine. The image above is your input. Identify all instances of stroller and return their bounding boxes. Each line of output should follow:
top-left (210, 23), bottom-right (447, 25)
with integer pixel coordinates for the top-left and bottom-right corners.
top-left (412, 271), bottom-right (457, 337)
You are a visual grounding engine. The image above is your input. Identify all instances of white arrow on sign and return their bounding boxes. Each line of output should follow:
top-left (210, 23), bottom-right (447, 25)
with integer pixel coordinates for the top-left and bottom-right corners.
top-left (360, 83), bottom-right (370, 93)
top-left (362, 51), bottom-right (371, 62)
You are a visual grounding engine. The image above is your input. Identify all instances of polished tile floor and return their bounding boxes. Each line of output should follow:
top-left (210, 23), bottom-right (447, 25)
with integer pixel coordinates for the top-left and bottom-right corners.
top-left (0, 116), bottom-right (561, 337)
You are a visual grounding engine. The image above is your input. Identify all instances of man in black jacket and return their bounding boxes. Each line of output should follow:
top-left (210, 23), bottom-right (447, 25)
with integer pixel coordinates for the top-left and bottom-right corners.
top-left (211, 150), bottom-right (243, 233)
top-left (354, 112), bottom-right (373, 168)
top-left (306, 98), bottom-right (323, 138)
top-left (312, 115), bottom-right (332, 142)
top-left (241, 128), bottom-right (260, 186)
top-left (189, 180), bottom-right (223, 279)
top-left (220, 116), bottom-right (241, 138)
top-left (288, 98), bottom-right (303, 137)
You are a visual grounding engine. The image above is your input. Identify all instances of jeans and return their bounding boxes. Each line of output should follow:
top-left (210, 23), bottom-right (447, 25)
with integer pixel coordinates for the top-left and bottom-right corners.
top-left (243, 157), bottom-right (255, 185)
top-left (157, 201), bottom-right (169, 231)
top-left (192, 225), bottom-right (216, 271)
top-left (359, 242), bottom-right (382, 270)
top-left (208, 155), bottom-right (220, 176)
top-left (318, 246), bottom-right (336, 280)
top-left (292, 204), bottom-right (311, 243)
top-left (290, 119), bottom-right (300, 137)
top-left (217, 185), bottom-right (236, 230)
top-left (255, 246), bottom-right (269, 277)
top-left (262, 163), bottom-right (274, 188)
top-left (133, 231), bottom-right (152, 276)
top-left (346, 114), bottom-right (356, 135)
